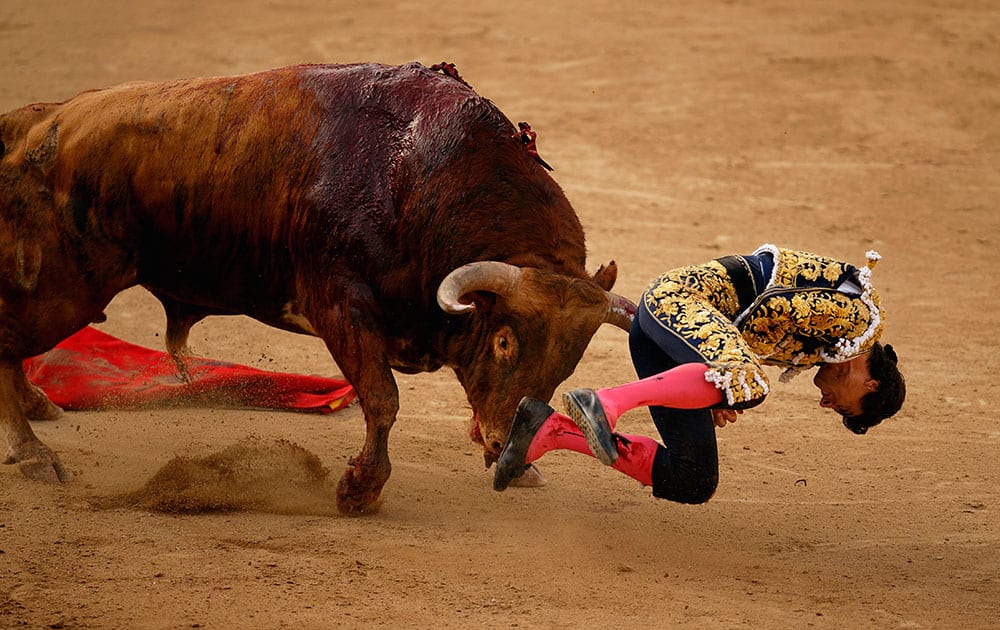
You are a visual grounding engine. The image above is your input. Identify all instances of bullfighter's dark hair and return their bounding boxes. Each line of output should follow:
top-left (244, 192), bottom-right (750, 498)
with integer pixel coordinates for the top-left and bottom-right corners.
top-left (841, 342), bottom-right (906, 435)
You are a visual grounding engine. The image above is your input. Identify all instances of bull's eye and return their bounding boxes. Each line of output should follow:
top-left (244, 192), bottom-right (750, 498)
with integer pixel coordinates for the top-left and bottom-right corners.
top-left (494, 332), bottom-right (515, 360)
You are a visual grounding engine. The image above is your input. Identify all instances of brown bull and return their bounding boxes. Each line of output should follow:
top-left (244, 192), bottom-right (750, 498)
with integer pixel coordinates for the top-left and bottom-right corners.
top-left (0, 62), bottom-right (635, 513)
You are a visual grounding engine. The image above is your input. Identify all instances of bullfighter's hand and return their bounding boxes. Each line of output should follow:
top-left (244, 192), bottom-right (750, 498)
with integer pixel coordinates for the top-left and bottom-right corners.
top-left (712, 408), bottom-right (743, 428)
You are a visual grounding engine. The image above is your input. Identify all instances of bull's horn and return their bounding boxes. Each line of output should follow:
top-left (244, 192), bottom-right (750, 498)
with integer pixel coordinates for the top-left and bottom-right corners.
top-left (437, 261), bottom-right (524, 314)
top-left (605, 292), bottom-right (637, 332)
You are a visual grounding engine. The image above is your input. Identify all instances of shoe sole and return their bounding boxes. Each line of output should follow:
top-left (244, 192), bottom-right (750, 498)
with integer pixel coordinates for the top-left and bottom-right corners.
top-left (563, 391), bottom-right (618, 466)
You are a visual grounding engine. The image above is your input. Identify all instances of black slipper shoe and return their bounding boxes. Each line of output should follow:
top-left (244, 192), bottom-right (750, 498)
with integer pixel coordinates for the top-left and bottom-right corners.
top-left (563, 388), bottom-right (618, 465)
top-left (493, 397), bottom-right (554, 491)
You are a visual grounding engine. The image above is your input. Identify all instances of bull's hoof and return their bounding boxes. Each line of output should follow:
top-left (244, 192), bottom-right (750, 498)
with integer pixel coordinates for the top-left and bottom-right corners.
top-left (19, 459), bottom-right (70, 483)
top-left (335, 467), bottom-right (384, 515)
top-left (5, 445), bottom-right (70, 483)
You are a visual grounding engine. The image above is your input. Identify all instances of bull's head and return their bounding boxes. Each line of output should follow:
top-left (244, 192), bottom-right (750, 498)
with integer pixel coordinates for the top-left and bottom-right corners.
top-left (437, 261), bottom-right (635, 466)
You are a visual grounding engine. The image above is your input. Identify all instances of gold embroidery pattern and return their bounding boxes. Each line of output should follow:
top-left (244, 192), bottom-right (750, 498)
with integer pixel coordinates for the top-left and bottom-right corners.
top-left (643, 261), bottom-right (769, 407)
top-left (641, 247), bottom-right (885, 407)
top-left (772, 248), bottom-right (852, 287)
top-left (645, 261), bottom-right (742, 319)
top-left (740, 289), bottom-right (882, 366)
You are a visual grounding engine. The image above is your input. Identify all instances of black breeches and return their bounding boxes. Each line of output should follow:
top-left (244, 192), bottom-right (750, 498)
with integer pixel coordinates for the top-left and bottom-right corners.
top-left (628, 316), bottom-right (719, 504)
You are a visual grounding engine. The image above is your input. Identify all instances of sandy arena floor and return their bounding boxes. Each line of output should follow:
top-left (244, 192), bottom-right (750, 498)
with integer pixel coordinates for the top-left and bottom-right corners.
top-left (1, 1), bottom-right (998, 627)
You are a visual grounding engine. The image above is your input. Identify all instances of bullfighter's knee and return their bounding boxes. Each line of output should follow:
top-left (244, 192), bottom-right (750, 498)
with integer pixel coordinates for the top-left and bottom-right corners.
top-left (650, 448), bottom-right (719, 505)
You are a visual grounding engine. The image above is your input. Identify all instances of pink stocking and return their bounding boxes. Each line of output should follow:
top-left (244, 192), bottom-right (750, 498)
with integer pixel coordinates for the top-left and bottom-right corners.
top-left (596, 362), bottom-right (723, 426)
top-left (609, 434), bottom-right (659, 486)
top-left (525, 411), bottom-right (594, 463)
top-left (525, 412), bottom-right (660, 487)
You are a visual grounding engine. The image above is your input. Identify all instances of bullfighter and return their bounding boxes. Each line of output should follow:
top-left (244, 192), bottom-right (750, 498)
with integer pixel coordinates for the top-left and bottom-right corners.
top-left (494, 244), bottom-right (906, 503)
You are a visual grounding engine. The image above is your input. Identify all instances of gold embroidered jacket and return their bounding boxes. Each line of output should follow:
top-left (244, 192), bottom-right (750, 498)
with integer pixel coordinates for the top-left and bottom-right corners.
top-left (641, 244), bottom-right (885, 407)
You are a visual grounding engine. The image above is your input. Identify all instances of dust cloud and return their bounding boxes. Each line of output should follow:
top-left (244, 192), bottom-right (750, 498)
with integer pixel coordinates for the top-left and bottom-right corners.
top-left (104, 436), bottom-right (341, 516)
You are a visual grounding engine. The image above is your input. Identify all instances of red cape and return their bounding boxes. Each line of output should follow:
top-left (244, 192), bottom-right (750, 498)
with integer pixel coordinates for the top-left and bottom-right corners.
top-left (24, 326), bottom-right (356, 413)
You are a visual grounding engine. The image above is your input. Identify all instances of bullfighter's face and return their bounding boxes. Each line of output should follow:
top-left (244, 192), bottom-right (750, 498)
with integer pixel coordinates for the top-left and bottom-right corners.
top-left (813, 354), bottom-right (878, 418)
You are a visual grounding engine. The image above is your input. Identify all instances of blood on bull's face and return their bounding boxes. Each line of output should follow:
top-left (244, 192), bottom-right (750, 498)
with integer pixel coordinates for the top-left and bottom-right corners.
top-left (437, 261), bottom-right (634, 464)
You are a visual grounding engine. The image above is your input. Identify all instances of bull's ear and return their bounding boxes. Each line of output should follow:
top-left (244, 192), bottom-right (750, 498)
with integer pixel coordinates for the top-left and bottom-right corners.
top-left (592, 260), bottom-right (618, 291)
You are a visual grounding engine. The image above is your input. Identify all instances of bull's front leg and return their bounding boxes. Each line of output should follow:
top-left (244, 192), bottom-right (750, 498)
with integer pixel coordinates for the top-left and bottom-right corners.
top-left (14, 365), bottom-right (63, 422)
top-left (0, 363), bottom-right (70, 482)
top-left (336, 376), bottom-right (397, 515)
top-left (312, 295), bottom-right (399, 515)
